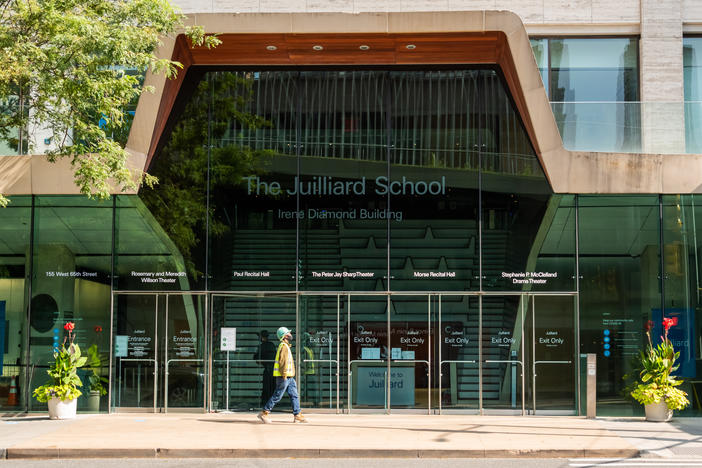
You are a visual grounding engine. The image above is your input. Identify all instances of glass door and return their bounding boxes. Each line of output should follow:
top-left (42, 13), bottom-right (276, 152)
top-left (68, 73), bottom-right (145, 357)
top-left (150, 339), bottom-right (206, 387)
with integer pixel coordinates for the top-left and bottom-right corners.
top-left (112, 294), bottom-right (159, 411)
top-left (111, 293), bottom-right (207, 412)
top-left (481, 295), bottom-right (525, 414)
top-left (437, 294), bottom-right (480, 412)
top-left (300, 294), bottom-right (345, 412)
top-left (389, 295), bottom-right (431, 412)
top-left (526, 294), bottom-right (577, 414)
top-left (209, 293), bottom-right (296, 412)
top-left (348, 295), bottom-right (389, 412)
top-left (163, 294), bottom-right (206, 411)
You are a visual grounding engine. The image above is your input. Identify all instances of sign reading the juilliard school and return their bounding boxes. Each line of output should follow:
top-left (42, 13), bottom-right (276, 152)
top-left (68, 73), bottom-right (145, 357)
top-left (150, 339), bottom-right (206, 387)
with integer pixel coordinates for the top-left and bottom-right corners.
top-left (243, 175), bottom-right (447, 197)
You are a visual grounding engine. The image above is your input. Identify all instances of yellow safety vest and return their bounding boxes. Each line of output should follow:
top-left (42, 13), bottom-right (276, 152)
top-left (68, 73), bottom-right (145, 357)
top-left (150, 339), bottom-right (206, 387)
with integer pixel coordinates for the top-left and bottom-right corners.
top-left (304, 346), bottom-right (315, 375)
top-left (273, 341), bottom-right (294, 377)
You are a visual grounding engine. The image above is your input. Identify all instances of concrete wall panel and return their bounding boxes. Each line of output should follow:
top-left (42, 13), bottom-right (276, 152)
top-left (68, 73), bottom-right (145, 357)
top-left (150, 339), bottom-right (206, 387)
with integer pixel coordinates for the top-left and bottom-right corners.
top-left (591, 0), bottom-right (640, 23)
top-left (259, 0), bottom-right (308, 13)
top-left (307, 0), bottom-right (355, 13)
top-left (684, 0), bottom-right (702, 22)
top-left (448, 0), bottom-right (497, 11)
top-left (211, 0), bottom-right (259, 12)
top-left (543, 0), bottom-right (592, 23)
top-left (494, 0), bottom-right (544, 23)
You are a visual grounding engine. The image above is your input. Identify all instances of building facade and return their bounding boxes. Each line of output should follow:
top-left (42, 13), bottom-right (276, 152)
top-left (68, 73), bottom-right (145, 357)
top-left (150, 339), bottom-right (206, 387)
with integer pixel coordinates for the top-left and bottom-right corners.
top-left (1, 1), bottom-right (702, 416)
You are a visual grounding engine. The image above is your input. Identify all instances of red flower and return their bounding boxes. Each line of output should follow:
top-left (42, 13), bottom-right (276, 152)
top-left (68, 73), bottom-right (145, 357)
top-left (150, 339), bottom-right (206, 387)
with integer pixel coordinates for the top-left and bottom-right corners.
top-left (94, 326), bottom-right (103, 333)
top-left (663, 318), bottom-right (675, 331)
top-left (645, 320), bottom-right (654, 332)
top-left (63, 322), bottom-right (75, 331)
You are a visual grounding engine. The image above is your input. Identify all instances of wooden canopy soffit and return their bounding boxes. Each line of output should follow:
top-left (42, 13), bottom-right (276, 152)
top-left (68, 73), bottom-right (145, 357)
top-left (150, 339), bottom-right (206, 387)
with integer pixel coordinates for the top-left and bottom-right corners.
top-left (146, 31), bottom-right (533, 171)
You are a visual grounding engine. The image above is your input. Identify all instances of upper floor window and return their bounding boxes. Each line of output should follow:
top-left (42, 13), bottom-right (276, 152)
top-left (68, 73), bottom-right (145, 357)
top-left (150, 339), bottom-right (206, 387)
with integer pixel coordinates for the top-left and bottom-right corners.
top-left (683, 37), bottom-right (702, 153)
top-left (530, 37), bottom-right (639, 102)
top-left (529, 37), bottom-right (640, 153)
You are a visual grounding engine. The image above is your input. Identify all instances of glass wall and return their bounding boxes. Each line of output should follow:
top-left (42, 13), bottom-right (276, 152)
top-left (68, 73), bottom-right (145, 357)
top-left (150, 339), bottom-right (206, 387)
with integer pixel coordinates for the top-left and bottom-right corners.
top-left (578, 196), bottom-right (661, 415)
top-left (27, 197), bottom-right (112, 412)
top-left (0, 196), bottom-right (30, 411)
top-left (6, 66), bottom-right (702, 416)
top-left (530, 37), bottom-right (640, 153)
top-left (684, 37), bottom-right (702, 153)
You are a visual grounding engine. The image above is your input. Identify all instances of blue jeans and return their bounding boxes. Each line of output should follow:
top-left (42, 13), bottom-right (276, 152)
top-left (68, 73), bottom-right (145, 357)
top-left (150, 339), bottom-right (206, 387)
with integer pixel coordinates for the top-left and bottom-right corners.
top-left (263, 377), bottom-right (301, 415)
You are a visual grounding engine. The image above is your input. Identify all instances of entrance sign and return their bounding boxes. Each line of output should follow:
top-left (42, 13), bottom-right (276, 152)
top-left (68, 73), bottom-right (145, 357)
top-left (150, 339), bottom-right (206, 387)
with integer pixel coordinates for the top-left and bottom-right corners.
top-left (114, 335), bottom-right (128, 357)
top-left (355, 366), bottom-right (415, 406)
top-left (220, 327), bottom-right (237, 351)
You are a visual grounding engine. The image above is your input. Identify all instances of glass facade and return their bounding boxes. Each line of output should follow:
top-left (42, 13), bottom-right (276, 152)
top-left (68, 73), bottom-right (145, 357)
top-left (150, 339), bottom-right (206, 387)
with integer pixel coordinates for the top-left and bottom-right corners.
top-left (1, 66), bottom-right (700, 417)
top-left (530, 37), bottom-right (640, 153)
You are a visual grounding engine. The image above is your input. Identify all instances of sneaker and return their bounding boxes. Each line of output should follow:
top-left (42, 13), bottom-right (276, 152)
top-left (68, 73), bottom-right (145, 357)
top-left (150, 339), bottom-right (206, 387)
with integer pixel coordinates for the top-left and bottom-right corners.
top-left (293, 413), bottom-right (308, 424)
top-left (257, 410), bottom-right (272, 424)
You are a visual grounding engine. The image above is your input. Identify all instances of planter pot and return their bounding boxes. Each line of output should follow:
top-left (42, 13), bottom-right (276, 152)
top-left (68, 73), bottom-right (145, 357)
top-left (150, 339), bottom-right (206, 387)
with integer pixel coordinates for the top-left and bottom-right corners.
top-left (645, 401), bottom-right (673, 422)
top-left (47, 397), bottom-right (77, 420)
top-left (87, 391), bottom-right (101, 412)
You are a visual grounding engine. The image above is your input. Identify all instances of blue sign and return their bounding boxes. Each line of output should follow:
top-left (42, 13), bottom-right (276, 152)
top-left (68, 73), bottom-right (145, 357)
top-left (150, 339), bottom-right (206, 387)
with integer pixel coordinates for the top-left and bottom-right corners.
top-left (0, 301), bottom-right (5, 376)
top-left (651, 308), bottom-right (696, 378)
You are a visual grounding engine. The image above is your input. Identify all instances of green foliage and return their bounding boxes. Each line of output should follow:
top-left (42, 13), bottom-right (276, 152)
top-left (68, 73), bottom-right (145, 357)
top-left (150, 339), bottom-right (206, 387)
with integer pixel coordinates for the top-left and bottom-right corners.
top-left (631, 382), bottom-right (690, 410)
top-left (630, 322), bottom-right (690, 411)
top-left (86, 344), bottom-right (108, 395)
top-left (139, 72), bottom-right (272, 278)
top-left (33, 342), bottom-right (88, 403)
top-left (0, 0), bottom-right (221, 203)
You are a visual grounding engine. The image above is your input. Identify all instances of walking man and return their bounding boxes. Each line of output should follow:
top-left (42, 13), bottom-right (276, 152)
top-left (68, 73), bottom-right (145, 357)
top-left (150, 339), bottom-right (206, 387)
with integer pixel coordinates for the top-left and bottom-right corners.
top-left (257, 326), bottom-right (308, 424)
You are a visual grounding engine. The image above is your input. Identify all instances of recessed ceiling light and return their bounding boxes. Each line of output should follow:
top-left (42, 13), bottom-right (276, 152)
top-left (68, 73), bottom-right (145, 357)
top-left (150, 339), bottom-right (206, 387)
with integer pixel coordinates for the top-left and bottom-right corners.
top-left (406, 44), bottom-right (416, 50)
top-left (313, 45), bottom-right (323, 51)
top-left (359, 45), bottom-right (370, 50)
top-left (266, 45), bottom-right (277, 51)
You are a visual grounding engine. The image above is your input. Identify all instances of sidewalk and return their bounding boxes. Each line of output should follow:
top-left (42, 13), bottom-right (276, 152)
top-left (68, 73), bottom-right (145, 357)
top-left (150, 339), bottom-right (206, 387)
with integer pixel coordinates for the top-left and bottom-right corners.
top-left (1, 412), bottom-right (699, 459)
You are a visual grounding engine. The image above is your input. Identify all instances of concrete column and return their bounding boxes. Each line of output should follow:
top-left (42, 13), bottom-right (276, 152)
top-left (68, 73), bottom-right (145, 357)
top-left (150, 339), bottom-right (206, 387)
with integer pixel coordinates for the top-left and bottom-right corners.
top-left (640, 0), bottom-right (685, 153)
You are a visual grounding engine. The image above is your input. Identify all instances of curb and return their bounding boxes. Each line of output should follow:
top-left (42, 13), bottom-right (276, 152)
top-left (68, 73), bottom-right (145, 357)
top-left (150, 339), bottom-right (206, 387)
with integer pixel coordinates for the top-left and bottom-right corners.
top-left (5, 447), bottom-right (642, 459)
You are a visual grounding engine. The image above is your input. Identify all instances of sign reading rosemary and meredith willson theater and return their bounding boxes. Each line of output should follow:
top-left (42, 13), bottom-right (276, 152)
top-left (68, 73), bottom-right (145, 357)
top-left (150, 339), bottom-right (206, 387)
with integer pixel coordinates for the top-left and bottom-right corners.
top-left (243, 175), bottom-right (447, 196)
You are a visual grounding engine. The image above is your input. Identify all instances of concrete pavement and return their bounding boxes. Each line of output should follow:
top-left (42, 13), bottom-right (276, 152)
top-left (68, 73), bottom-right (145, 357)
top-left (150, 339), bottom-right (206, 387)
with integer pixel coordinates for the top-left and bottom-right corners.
top-left (1, 412), bottom-right (699, 459)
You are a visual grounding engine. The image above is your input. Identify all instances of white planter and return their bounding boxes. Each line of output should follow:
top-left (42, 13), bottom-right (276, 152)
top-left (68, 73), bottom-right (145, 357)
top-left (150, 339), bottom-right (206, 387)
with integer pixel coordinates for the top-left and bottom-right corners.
top-left (645, 400), bottom-right (672, 422)
top-left (48, 397), bottom-right (77, 420)
top-left (87, 391), bottom-right (101, 412)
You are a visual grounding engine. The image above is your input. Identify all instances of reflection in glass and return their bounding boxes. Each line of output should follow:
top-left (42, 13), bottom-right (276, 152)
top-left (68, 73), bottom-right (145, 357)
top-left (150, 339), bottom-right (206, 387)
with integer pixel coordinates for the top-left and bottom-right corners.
top-left (684, 38), bottom-right (702, 153)
top-left (532, 37), bottom-right (640, 153)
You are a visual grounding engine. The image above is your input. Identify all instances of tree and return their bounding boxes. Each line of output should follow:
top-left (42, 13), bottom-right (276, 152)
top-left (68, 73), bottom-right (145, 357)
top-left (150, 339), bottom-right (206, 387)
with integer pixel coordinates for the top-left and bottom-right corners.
top-left (140, 72), bottom-right (272, 279)
top-left (0, 0), bottom-right (221, 207)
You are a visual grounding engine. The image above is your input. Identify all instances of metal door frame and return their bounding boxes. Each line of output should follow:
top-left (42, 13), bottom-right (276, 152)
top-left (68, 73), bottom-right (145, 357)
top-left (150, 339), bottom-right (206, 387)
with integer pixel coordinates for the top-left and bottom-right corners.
top-left (110, 290), bottom-right (578, 415)
top-left (528, 293), bottom-right (578, 415)
top-left (110, 291), bottom-right (208, 414)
